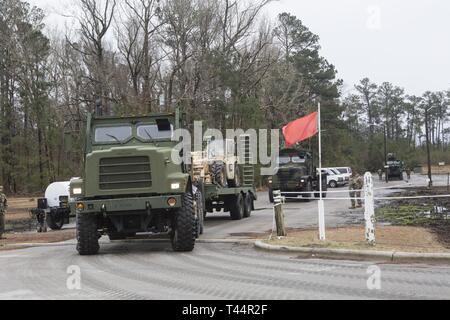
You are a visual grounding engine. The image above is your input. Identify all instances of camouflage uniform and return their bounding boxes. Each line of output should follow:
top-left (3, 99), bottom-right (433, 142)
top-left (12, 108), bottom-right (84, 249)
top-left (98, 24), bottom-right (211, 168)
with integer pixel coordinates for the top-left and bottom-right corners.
top-left (0, 186), bottom-right (7, 239)
top-left (406, 168), bottom-right (411, 180)
top-left (349, 174), bottom-right (364, 209)
top-left (377, 169), bottom-right (383, 181)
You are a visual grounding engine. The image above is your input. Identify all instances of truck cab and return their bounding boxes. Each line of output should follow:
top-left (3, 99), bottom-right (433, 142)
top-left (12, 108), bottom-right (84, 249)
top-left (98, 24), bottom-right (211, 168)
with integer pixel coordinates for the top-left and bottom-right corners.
top-left (70, 112), bottom-right (199, 255)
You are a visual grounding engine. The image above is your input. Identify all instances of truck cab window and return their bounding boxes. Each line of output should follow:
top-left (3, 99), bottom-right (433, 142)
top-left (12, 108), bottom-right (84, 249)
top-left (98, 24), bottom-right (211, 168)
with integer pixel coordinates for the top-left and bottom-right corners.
top-left (94, 126), bottom-right (132, 143)
top-left (137, 123), bottom-right (173, 141)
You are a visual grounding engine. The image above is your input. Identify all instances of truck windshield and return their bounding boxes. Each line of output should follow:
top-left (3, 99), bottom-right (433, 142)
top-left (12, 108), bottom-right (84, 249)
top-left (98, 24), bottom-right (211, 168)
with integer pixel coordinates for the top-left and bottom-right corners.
top-left (291, 156), bottom-right (306, 163)
top-left (277, 156), bottom-right (305, 164)
top-left (277, 156), bottom-right (290, 164)
top-left (137, 124), bottom-right (173, 141)
top-left (95, 126), bottom-right (132, 143)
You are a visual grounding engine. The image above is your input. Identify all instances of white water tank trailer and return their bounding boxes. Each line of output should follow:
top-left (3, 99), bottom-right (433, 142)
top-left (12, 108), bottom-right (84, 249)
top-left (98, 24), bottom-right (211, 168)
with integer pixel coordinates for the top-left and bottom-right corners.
top-left (45, 181), bottom-right (71, 208)
top-left (31, 181), bottom-right (73, 232)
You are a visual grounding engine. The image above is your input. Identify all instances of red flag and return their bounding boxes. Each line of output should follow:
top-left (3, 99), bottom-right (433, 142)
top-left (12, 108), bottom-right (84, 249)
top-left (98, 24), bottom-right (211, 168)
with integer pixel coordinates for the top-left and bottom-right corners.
top-left (282, 112), bottom-right (318, 147)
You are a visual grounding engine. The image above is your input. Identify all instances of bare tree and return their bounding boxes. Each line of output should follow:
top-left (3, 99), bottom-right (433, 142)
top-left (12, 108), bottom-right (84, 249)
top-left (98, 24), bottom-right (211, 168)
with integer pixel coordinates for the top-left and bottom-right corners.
top-left (71, 0), bottom-right (117, 115)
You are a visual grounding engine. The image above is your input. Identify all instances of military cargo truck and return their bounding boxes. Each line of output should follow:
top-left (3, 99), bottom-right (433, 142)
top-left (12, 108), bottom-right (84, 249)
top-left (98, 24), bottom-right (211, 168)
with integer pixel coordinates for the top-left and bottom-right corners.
top-left (268, 148), bottom-right (327, 203)
top-left (387, 153), bottom-right (404, 180)
top-left (191, 135), bottom-right (257, 221)
top-left (70, 111), bottom-right (202, 255)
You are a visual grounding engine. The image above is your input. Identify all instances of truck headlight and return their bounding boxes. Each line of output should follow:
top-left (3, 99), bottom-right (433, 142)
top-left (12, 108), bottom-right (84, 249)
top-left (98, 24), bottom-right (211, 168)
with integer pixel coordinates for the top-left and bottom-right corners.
top-left (300, 179), bottom-right (305, 183)
top-left (171, 183), bottom-right (180, 190)
top-left (73, 188), bottom-right (83, 195)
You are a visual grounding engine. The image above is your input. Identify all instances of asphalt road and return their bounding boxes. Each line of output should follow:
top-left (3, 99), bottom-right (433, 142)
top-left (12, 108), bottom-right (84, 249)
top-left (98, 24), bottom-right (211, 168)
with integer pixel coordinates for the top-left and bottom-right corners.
top-left (0, 174), bottom-right (449, 300)
top-left (1, 241), bottom-right (450, 300)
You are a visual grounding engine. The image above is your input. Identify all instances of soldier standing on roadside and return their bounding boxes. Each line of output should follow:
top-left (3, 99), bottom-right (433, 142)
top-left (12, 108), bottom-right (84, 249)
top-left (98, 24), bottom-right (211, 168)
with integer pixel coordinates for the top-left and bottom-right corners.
top-left (406, 168), bottom-right (412, 180)
top-left (377, 169), bottom-right (383, 181)
top-left (0, 186), bottom-right (7, 239)
top-left (349, 171), bottom-right (364, 209)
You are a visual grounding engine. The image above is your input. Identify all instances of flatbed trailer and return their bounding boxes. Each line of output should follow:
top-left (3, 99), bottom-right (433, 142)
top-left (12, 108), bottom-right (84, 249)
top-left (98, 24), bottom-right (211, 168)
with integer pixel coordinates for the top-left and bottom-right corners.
top-left (203, 183), bottom-right (257, 220)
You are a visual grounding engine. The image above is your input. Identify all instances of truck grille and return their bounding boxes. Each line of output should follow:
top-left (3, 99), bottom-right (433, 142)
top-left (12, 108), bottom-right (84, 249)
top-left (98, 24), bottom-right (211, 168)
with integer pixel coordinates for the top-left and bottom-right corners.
top-left (99, 156), bottom-right (152, 190)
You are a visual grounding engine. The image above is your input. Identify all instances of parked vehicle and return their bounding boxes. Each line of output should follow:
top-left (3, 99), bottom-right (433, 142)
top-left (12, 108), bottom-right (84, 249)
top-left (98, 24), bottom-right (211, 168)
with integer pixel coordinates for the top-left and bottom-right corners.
top-left (333, 167), bottom-right (352, 183)
top-left (268, 148), bottom-right (327, 203)
top-left (387, 153), bottom-right (404, 180)
top-left (30, 182), bottom-right (73, 232)
top-left (321, 168), bottom-right (346, 188)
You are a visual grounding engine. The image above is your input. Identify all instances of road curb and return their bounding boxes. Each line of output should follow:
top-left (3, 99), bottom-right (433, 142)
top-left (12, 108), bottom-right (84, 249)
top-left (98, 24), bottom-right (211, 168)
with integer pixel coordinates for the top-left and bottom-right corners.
top-left (254, 241), bottom-right (450, 264)
top-left (197, 239), bottom-right (254, 245)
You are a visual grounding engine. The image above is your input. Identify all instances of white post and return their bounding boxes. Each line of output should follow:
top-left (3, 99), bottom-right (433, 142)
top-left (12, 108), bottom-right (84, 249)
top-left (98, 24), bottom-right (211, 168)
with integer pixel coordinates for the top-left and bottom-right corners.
top-left (318, 103), bottom-right (326, 241)
top-left (364, 172), bottom-right (376, 245)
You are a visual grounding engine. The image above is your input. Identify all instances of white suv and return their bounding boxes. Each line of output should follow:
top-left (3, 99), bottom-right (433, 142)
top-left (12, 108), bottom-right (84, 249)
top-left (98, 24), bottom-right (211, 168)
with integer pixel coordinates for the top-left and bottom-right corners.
top-left (333, 167), bottom-right (352, 184)
top-left (320, 168), bottom-right (347, 188)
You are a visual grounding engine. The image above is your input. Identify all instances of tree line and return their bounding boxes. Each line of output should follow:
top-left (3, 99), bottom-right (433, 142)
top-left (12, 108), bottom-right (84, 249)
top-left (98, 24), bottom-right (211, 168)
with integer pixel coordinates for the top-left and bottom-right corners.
top-left (0, 0), bottom-right (448, 194)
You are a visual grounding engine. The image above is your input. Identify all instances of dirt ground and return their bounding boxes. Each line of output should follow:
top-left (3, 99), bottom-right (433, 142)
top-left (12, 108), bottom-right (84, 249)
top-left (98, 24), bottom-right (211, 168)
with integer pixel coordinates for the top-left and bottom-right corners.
top-left (0, 229), bottom-right (76, 251)
top-left (266, 226), bottom-right (450, 253)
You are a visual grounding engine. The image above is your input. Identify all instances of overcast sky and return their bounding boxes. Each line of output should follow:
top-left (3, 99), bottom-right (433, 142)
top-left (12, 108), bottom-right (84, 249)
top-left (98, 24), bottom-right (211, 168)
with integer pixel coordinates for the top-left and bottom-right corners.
top-left (29, 0), bottom-right (450, 96)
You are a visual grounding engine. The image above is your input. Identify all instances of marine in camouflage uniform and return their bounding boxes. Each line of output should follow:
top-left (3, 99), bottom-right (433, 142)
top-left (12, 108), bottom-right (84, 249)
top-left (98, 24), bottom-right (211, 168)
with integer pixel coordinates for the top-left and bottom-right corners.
top-left (0, 186), bottom-right (7, 239)
top-left (377, 169), bottom-right (383, 181)
top-left (406, 168), bottom-right (411, 180)
top-left (349, 173), bottom-right (364, 209)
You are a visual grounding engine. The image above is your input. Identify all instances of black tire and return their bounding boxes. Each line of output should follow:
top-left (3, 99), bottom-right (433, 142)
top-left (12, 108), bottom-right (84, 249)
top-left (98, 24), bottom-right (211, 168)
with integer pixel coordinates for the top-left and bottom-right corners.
top-left (194, 189), bottom-right (204, 236)
top-left (268, 188), bottom-right (274, 203)
top-left (228, 163), bottom-right (241, 187)
top-left (76, 213), bottom-right (100, 256)
top-left (211, 161), bottom-right (227, 187)
top-left (46, 210), bottom-right (64, 231)
top-left (329, 180), bottom-right (337, 189)
top-left (171, 193), bottom-right (196, 252)
top-left (303, 180), bottom-right (312, 201)
top-left (229, 193), bottom-right (245, 220)
top-left (243, 193), bottom-right (253, 218)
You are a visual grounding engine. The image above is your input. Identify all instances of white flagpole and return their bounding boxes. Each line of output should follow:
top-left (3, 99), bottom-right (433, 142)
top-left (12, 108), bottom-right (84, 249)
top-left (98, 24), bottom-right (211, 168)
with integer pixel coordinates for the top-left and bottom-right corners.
top-left (318, 102), bottom-right (326, 240)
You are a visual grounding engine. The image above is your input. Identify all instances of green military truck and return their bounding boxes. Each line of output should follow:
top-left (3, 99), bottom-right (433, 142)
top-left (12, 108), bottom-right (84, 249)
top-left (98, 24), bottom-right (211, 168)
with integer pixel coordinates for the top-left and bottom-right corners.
top-left (268, 148), bottom-right (327, 202)
top-left (386, 153), bottom-right (405, 180)
top-left (70, 111), bottom-right (203, 255)
top-left (70, 111), bottom-right (257, 255)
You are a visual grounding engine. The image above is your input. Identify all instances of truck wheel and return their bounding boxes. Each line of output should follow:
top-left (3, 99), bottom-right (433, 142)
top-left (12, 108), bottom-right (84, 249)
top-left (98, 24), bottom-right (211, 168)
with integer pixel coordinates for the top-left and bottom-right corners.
top-left (46, 210), bottom-right (64, 230)
top-left (194, 189), bottom-right (204, 236)
top-left (243, 193), bottom-right (253, 218)
top-left (269, 188), bottom-right (274, 203)
top-left (229, 193), bottom-right (244, 220)
top-left (171, 193), bottom-right (196, 252)
top-left (303, 180), bottom-right (312, 201)
top-left (76, 214), bottom-right (100, 256)
top-left (329, 180), bottom-right (337, 189)
top-left (211, 162), bottom-right (227, 187)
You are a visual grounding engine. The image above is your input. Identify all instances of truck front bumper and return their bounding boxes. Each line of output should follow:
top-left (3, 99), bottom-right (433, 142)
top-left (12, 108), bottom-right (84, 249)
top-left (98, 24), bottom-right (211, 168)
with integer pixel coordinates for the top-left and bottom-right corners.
top-left (70, 195), bottom-right (182, 215)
